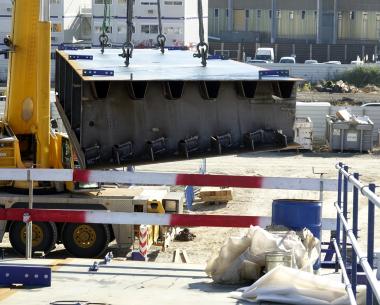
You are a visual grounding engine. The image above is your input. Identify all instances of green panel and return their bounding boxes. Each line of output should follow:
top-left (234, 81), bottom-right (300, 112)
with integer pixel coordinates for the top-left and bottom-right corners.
top-left (338, 11), bottom-right (380, 40)
top-left (277, 10), bottom-right (316, 39)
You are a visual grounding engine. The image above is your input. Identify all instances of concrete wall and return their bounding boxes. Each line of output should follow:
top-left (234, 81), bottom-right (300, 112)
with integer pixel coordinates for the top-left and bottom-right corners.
top-left (250, 63), bottom-right (364, 83)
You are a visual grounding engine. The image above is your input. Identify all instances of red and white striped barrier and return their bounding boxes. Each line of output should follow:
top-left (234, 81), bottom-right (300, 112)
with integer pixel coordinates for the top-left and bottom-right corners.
top-left (0, 169), bottom-right (338, 191)
top-left (0, 208), bottom-right (265, 228)
top-left (139, 225), bottom-right (148, 260)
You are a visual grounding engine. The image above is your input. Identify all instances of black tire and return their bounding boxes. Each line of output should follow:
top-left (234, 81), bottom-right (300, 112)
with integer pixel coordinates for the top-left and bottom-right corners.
top-left (61, 223), bottom-right (110, 258)
top-left (9, 221), bottom-right (57, 256)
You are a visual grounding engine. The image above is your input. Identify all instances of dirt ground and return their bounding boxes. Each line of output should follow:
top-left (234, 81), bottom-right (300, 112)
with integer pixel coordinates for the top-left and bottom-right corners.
top-left (134, 151), bottom-right (380, 264)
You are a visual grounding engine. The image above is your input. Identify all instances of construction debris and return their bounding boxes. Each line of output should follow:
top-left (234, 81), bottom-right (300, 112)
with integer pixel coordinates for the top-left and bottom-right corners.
top-left (175, 228), bottom-right (196, 241)
top-left (362, 84), bottom-right (380, 93)
top-left (315, 80), bottom-right (359, 93)
top-left (326, 109), bottom-right (374, 152)
top-left (205, 226), bottom-right (320, 284)
top-left (198, 187), bottom-right (233, 204)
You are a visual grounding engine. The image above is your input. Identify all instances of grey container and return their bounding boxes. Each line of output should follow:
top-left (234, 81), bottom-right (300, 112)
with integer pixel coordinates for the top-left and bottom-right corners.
top-left (326, 116), bottom-right (374, 152)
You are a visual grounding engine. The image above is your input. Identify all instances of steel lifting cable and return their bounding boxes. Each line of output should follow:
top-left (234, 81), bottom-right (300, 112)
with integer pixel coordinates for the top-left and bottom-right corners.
top-left (156, 0), bottom-right (166, 54)
top-left (99, 0), bottom-right (111, 54)
top-left (193, 0), bottom-right (208, 66)
top-left (120, 0), bottom-right (134, 66)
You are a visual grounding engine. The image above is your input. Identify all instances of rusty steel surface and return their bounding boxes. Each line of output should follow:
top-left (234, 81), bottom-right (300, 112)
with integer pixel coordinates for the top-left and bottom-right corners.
top-left (55, 48), bottom-right (299, 168)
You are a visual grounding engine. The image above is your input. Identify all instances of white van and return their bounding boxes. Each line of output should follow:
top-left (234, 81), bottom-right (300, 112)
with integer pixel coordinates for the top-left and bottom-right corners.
top-left (254, 48), bottom-right (274, 63)
top-left (279, 57), bottom-right (296, 64)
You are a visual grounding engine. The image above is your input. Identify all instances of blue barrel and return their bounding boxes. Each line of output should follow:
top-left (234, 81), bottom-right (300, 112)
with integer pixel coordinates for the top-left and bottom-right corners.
top-left (272, 199), bottom-right (322, 241)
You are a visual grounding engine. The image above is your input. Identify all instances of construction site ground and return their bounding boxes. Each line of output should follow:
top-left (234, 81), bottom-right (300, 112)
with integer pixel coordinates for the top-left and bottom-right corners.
top-left (2, 151), bottom-right (378, 263)
top-left (0, 151), bottom-right (379, 304)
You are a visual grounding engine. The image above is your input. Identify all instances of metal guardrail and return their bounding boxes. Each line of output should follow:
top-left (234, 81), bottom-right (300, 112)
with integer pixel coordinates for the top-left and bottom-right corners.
top-left (335, 162), bottom-right (380, 305)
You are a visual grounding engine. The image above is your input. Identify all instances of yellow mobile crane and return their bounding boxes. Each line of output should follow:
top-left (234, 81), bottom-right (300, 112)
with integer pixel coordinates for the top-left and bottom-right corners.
top-left (0, 0), bottom-right (183, 257)
top-left (1, 0), bottom-right (64, 179)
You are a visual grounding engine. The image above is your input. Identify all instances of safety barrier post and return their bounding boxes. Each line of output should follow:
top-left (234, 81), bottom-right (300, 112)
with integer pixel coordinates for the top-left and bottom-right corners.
top-left (366, 183), bottom-right (376, 305)
top-left (139, 225), bottom-right (148, 261)
top-left (351, 172), bottom-right (359, 296)
top-left (25, 169), bottom-right (33, 259)
top-left (342, 165), bottom-right (349, 270)
top-left (335, 162), bottom-right (343, 272)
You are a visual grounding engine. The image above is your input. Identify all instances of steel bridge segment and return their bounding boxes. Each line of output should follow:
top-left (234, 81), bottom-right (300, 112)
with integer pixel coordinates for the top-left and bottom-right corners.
top-left (55, 49), bottom-right (300, 168)
top-left (59, 48), bottom-right (300, 82)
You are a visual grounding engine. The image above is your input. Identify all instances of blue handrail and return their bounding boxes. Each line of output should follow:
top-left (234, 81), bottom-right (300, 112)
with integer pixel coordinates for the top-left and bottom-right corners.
top-left (335, 163), bottom-right (380, 305)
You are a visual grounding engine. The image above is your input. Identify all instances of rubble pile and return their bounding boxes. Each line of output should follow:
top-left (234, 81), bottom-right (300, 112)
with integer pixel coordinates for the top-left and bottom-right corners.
top-left (315, 80), bottom-right (359, 93)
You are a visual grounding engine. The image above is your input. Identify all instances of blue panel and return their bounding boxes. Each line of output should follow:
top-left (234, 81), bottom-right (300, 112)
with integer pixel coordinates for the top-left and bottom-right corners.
top-left (58, 45), bottom-right (79, 51)
top-left (259, 70), bottom-right (290, 78)
top-left (82, 69), bottom-right (114, 77)
top-left (69, 55), bottom-right (94, 60)
top-left (0, 265), bottom-right (51, 286)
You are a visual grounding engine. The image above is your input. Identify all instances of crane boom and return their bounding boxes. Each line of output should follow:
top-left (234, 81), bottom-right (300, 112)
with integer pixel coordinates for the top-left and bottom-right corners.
top-left (4, 0), bottom-right (51, 168)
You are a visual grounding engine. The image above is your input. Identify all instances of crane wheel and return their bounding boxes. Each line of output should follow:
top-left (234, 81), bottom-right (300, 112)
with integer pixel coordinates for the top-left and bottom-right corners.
top-left (9, 221), bottom-right (57, 256)
top-left (61, 223), bottom-right (110, 258)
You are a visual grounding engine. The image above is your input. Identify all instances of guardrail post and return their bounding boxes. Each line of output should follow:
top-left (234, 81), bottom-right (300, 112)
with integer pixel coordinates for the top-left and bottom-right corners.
top-left (335, 162), bottom-right (343, 272)
top-left (366, 183), bottom-right (376, 305)
top-left (342, 165), bottom-right (349, 271)
top-left (26, 169), bottom-right (33, 259)
top-left (351, 172), bottom-right (359, 296)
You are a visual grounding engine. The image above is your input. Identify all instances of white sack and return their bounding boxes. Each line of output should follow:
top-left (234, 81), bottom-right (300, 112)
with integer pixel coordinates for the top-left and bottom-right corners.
top-left (206, 226), bottom-right (320, 284)
top-left (230, 266), bottom-right (359, 305)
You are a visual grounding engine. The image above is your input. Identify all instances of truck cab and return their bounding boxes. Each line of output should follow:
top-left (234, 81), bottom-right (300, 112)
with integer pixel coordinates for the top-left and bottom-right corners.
top-left (253, 48), bottom-right (274, 63)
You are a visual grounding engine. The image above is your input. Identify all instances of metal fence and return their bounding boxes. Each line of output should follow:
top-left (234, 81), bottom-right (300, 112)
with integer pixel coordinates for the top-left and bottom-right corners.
top-left (209, 42), bottom-right (380, 64)
top-left (335, 163), bottom-right (380, 305)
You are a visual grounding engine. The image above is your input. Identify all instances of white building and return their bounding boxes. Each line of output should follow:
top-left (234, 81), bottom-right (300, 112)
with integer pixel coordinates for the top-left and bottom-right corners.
top-left (0, 0), bottom-right (86, 82)
top-left (92, 0), bottom-right (208, 48)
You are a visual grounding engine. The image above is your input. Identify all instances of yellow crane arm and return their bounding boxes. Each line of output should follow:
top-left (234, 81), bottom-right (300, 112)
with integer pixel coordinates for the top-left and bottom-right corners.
top-left (4, 0), bottom-right (51, 168)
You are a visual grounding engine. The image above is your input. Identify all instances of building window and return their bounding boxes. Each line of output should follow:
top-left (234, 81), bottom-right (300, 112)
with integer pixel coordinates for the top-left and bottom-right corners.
top-left (226, 9), bottom-right (229, 17)
top-left (245, 10), bottom-right (249, 18)
top-left (95, 25), bottom-right (112, 33)
top-left (363, 12), bottom-right (368, 20)
top-left (150, 25), bottom-right (158, 34)
top-left (95, 0), bottom-right (112, 4)
top-left (269, 10), bottom-right (272, 19)
top-left (289, 11), bottom-right (294, 20)
top-left (164, 1), bottom-right (182, 5)
top-left (301, 11), bottom-right (306, 20)
top-left (276, 10), bottom-right (281, 19)
top-left (314, 11), bottom-right (317, 17)
top-left (349, 11), bottom-right (355, 20)
top-left (338, 11), bottom-right (342, 20)
top-left (164, 26), bottom-right (182, 35)
top-left (257, 10), bottom-right (261, 18)
top-left (140, 25), bottom-right (159, 34)
top-left (214, 8), bottom-right (219, 18)
top-left (141, 25), bottom-right (150, 34)
top-left (377, 13), bottom-right (380, 21)
top-left (50, 0), bottom-right (60, 4)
